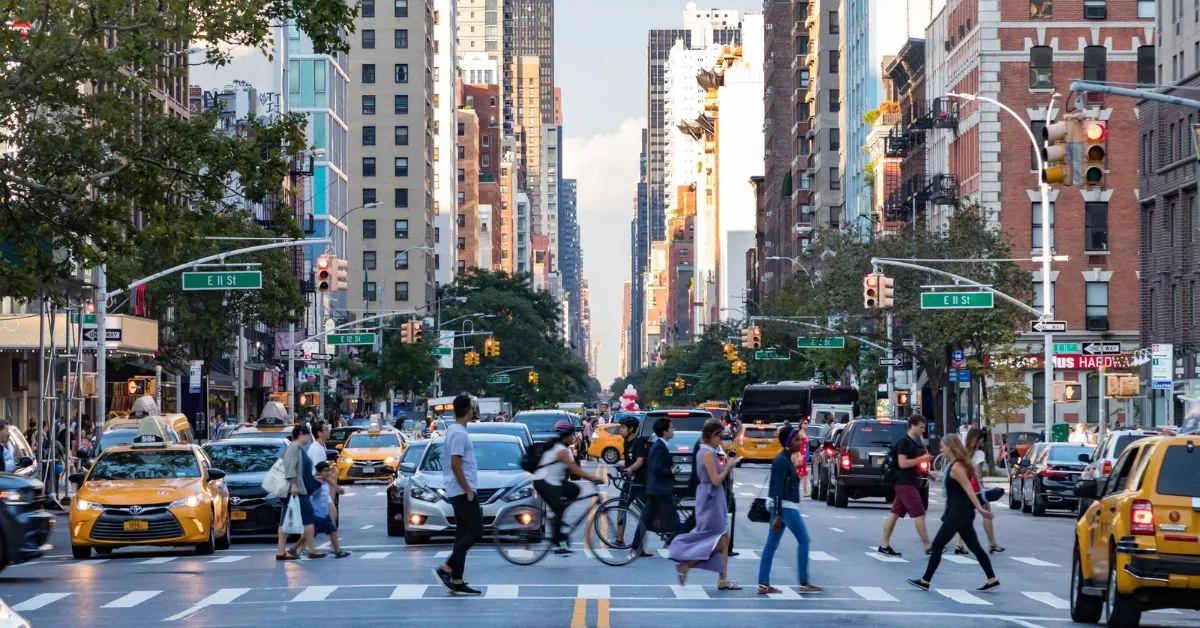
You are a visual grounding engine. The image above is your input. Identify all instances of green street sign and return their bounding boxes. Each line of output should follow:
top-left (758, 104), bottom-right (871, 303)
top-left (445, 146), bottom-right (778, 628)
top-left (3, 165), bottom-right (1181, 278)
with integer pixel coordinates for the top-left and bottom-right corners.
top-left (1053, 343), bottom-right (1080, 354)
top-left (181, 271), bottom-right (263, 291)
top-left (486, 375), bottom-right (512, 385)
top-left (427, 346), bottom-right (452, 356)
top-left (303, 366), bottom-right (320, 376)
top-left (920, 291), bottom-right (994, 309)
top-left (327, 333), bottom-right (376, 345)
top-left (754, 350), bottom-right (790, 360)
top-left (797, 337), bottom-right (845, 349)
top-left (70, 313), bottom-right (97, 324)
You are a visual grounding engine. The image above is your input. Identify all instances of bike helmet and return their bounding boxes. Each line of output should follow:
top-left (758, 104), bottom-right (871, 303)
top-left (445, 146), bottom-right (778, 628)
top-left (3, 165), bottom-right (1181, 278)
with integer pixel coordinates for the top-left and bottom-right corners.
top-left (618, 416), bottom-right (640, 430)
top-left (554, 419), bottom-right (576, 437)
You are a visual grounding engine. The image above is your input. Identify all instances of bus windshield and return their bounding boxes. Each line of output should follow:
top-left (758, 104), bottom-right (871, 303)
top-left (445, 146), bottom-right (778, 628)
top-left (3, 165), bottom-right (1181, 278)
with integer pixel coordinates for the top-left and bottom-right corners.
top-left (741, 384), bottom-right (859, 422)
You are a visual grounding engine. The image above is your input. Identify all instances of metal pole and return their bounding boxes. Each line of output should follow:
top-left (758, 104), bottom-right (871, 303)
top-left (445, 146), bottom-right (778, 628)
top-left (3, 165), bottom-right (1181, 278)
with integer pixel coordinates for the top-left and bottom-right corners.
top-left (886, 310), bottom-right (895, 416)
top-left (318, 297), bottom-right (326, 421)
top-left (97, 265), bottom-right (107, 426)
top-left (155, 364), bottom-right (163, 410)
top-left (287, 322), bottom-right (296, 419)
top-left (236, 325), bottom-right (246, 422)
top-left (1098, 366), bottom-right (1107, 444)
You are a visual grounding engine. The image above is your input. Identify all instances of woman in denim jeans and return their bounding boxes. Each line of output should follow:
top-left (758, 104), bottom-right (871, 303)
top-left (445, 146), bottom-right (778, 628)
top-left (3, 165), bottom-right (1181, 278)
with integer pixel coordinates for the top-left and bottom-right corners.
top-left (757, 425), bottom-right (822, 595)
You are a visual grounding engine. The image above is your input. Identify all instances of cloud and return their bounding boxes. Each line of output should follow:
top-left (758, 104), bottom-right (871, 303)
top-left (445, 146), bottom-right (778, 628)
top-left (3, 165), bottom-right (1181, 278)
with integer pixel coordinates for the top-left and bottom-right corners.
top-left (564, 117), bottom-right (645, 385)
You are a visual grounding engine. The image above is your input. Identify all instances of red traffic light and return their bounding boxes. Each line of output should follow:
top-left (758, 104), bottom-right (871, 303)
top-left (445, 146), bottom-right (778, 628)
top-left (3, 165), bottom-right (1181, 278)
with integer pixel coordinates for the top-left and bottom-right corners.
top-left (1083, 122), bottom-right (1106, 142)
top-left (316, 255), bottom-right (331, 270)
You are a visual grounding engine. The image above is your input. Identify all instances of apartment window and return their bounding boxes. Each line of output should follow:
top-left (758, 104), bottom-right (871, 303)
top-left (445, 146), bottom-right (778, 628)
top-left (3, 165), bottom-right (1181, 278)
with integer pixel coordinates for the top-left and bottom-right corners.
top-left (481, 135), bottom-right (491, 148)
top-left (362, 64), bottom-right (376, 83)
top-left (457, 145), bottom-right (465, 159)
top-left (457, 168), bottom-right (465, 182)
top-left (394, 125), bottom-right (409, 145)
top-left (1086, 282), bottom-right (1109, 327)
top-left (362, 0), bottom-right (374, 17)
top-left (394, 95), bottom-right (408, 114)
top-left (1083, 46), bottom-right (1107, 82)
top-left (394, 282), bottom-right (409, 302)
top-left (829, 129), bottom-right (839, 151)
top-left (394, 219), bottom-right (409, 239)
top-left (362, 157), bottom-right (376, 177)
top-left (362, 250), bottom-right (377, 271)
top-left (394, 251), bottom-right (409, 269)
top-left (829, 167), bottom-right (841, 190)
top-left (798, 70), bottom-right (810, 89)
top-left (394, 64), bottom-right (408, 83)
top-left (361, 29), bottom-right (375, 49)
top-left (1030, 46), bottom-right (1053, 88)
top-left (828, 89), bottom-right (840, 113)
top-left (1137, 45), bottom-right (1155, 85)
top-left (457, 191), bottom-right (466, 205)
top-left (1083, 0), bottom-right (1107, 19)
top-left (362, 126), bottom-right (376, 146)
top-left (1032, 201), bottom-right (1055, 249)
top-left (457, 260), bottom-right (466, 274)
top-left (829, 56), bottom-right (838, 73)
top-left (394, 188), bottom-right (409, 208)
top-left (394, 29), bottom-right (408, 48)
top-left (457, 214), bottom-right (466, 228)
top-left (362, 219), bottom-right (377, 239)
top-left (1031, 281), bottom-right (1055, 312)
top-left (828, 11), bottom-right (838, 34)
top-left (362, 188), bottom-right (377, 205)
top-left (1136, 0), bottom-right (1155, 17)
top-left (1084, 201), bottom-right (1108, 251)
top-left (435, 227), bottom-right (440, 243)
top-left (481, 154), bottom-right (490, 168)
top-left (457, 237), bottom-right (466, 251)
top-left (363, 282), bottom-right (378, 303)
top-left (362, 95), bottom-right (376, 115)
top-left (394, 157), bottom-right (408, 177)
top-left (394, 0), bottom-right (407, 17)
top-left (457, 122), bottom-right (465, 136)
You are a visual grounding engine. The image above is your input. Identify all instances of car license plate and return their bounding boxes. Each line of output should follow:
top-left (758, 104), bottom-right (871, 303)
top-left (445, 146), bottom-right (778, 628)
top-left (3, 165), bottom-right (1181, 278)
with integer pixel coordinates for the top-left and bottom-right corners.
top-left (364, 466), bottom-right (376, 474)
top-left (872, 456), bottom-right (885, 465)
top-left (124, 520), bottom-right (149, 532)
top-left (231, 510), bottom-right (247, 521)
top-left (756, 443), bottom-right (767, 448)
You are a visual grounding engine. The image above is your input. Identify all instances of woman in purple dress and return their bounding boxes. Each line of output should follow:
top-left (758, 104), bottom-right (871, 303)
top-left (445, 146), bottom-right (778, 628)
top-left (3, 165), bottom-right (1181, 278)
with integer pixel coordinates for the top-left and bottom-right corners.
top-left (670, 419), bottom-right (743, 590)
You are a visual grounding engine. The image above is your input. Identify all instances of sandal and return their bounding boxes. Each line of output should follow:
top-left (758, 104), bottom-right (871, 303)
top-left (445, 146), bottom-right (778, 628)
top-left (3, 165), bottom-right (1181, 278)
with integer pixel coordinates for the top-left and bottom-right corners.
top-left (717, 580), bottom-right (743, 591)
top-left (675, 563), bottom-right (689, 585)
top-left (275, 553), bottom-right (299, 561)
top-left (306, 551), bottom-right (328, 559)
top-left (989, 545), bottom-right (1005, 554)
top-left (954, 546), bottom-right (969, 555)
top-left (758, 584), bottom-right (782, 595)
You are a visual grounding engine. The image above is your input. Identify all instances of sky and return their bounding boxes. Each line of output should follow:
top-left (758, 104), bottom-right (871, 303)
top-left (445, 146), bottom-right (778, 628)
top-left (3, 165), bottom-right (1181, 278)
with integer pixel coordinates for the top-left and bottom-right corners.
top-left (189, 0), bottom-right (765, 387)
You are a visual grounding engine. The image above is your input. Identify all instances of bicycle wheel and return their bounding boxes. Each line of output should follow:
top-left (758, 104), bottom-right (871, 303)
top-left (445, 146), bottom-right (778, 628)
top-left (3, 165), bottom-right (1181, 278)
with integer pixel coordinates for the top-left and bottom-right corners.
top-left (585, 503), bottom-right (644, 567)
top-left (493, 505), bottom-right (552, 566)
top-left (933, 454), bottom-right (947, 473)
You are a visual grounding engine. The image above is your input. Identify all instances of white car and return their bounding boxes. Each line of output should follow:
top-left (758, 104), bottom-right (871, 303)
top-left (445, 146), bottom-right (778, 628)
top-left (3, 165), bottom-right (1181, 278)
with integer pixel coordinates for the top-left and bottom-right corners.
top-left (1075, 428), bottom-right (1159, 518)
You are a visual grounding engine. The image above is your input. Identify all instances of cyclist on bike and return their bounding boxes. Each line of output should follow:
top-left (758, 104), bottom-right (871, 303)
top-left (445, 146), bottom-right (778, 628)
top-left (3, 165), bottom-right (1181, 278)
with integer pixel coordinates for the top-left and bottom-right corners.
top-left (532, 419), bottom-right (603, 554)
top-left (619, 416), bottom-right (647, 491)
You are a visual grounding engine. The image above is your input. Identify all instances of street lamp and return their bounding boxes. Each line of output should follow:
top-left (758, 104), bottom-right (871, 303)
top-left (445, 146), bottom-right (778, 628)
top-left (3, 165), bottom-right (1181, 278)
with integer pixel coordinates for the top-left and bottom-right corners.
top-left (766, 256), bottom-right (816, 289)
top-left (945, 90), bottom-right (1059, 443)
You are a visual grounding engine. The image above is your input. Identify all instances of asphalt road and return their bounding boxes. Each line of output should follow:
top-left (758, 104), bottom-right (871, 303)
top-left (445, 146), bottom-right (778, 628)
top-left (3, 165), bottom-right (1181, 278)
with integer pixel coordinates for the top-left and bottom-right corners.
top-left (3, 462), bottom-right (1199, 627)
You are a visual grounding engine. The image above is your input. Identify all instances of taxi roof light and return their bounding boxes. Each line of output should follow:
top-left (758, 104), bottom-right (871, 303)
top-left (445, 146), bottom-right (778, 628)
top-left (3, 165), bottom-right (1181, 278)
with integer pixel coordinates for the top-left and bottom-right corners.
top-left (130, 416), bottom-right (169, 448)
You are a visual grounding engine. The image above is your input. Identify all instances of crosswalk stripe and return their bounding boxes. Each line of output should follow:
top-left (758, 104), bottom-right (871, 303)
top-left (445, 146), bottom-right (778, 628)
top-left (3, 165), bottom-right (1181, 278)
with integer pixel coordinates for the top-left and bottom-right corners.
top-left (944, 555), bottom-right (976, 564)
top-left (657, 548), bottom-right (671, 558)
top-left (1022, 592), bottom-right (1069, 609)
top-left (829, 527), bottom-right (845, 533)
top-left (765, 586), bottom-right (801, 600)
top-left (138, 556), bottom-right (178, 564)
top-left (935, 588), bottom-right (991, 605)
top-left (434, 550), bottom-right (452, 559)
top-left (865, 551), bottom-right (906, 563)
top-left (360, 552), bottom-right (390, 559)
top-left (583, 547), bottom-right (613, 560)
top-left (12, 593), bottom-right (72, 611)
top-left (1011, 556), bottom-right (1058, 567)
top-left (292, 586), bottom-right (338, 602)
top-left (732, 550), bottom-right (759, 560)
top-left (809, 551), bottom-right (837, 561)
top-left (102, 590), bottom-right (162, 608)
top-left (165, 588), bottom-right (249, 622)
top-left (577, 585), bottom-right (610, 599)
top-left (1149, 609), bottom-right (1183, 614)
top-left (851, 586), bottom-right (897, 602)
top-left (76, 559), bottom-right (109, 565)
top-left (374, 492), bottom-right (386, 497)
top-left (209, 555), bottom-right (248, 563)
top-left (671, 585), bottom-right (709, 599)
top-left (389, 585), bottom-right (427, 599)
top-left (485, 585), bottom-right (519, 599)
top-left (341, 492), bottom-right (356, 497)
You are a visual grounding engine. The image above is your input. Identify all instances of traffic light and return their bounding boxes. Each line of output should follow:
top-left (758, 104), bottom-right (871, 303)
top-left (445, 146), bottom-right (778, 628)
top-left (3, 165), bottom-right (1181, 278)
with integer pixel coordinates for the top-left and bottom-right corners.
top-left (1053, 380), bottom-right (1082, 403)
top-left (863, 273), bottom-right (880, 308)
top-left (731, 359), bottom-right (746, 375)
top-left (748, 325), bottom-right (762, 349)
top-left (332, 257), bottom-right (349, 291)
top-left (482, 337), bottom-right (500, 357)
top-left (1041, 117), bottom-right (1076, 185)
top-left (411, 321), bottom-right (423, 344)
top-left (1105, 374), bottom-right (1140, 399)
top-left (528, 371), bottom-right (539, 385)
top-left (1080, 117), bottom-right (1107, 187)
top-left (315, 254), bottom-right (332, 292)
top-left (401, 320), bottom-right (413, 343)
top-left (664, 386), bottom-right (673, 397)
top-left (674, 377), bottom-right (685, 390)
top-left (879, 275), bottom-right (896, 308)
top-left (464, 350), bottom-right (480, 366)
top-left (740, 327), bottom-right (753, 349)
top-left (896, 390), bottom-right (911, 406)
top-left (722, 343), bottom-right (737, 362)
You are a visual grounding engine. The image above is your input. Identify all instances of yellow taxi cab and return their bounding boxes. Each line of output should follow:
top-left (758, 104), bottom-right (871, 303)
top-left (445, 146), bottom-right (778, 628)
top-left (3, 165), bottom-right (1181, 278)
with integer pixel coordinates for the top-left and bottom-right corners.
top-left (1070, 434), bottom-right (1200, 627)
top-left (336, 420), bottom-right (406, 484)
top-left (733, 421), bottom-right (783, 463)
top-left (588, 423), bottom-right (625, 464)
top-left (68, 417), bottom-right (231, 559)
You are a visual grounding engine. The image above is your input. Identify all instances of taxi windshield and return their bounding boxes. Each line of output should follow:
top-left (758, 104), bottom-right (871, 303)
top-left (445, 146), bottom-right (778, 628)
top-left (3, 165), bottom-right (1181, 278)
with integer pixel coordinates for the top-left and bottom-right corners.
top-left (420, 441), bottom-right (523, 472)
top-left (346, 432), bottom-right (401, 449)
top-left (97, 430), bottom-right (138, 452)
top-left (89, 450), bottom-right (201, 480)
top-left (203, 443), bottom-right (283, 473)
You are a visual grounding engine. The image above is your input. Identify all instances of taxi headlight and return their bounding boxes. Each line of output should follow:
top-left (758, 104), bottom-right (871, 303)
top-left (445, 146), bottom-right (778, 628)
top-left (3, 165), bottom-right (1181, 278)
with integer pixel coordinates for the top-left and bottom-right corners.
top-left (502, 482), bottom-right (535, 502)
top-left (74, 498), bottom-right (104, 511)
top-left (168, 494), bottom-right (205, 509)
top-left (339, 456), bottom-right (354, 465)
top-left (409, 482), bottom-right (444, 503)
top-left (384, 457), bottom-right (399, 466)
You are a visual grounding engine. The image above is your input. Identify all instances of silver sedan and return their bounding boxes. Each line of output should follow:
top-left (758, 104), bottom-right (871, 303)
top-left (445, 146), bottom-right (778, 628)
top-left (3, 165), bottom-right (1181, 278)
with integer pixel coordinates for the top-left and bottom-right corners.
top-left (399, 433), bottom-right (542, 544)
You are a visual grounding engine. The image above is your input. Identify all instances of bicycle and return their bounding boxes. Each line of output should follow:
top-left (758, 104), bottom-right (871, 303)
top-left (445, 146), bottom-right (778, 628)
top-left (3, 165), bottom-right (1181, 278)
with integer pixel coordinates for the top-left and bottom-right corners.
top-left (601, 472), bottom-right (693, 548)
top-left (494, 471), bottom-right (644, 567)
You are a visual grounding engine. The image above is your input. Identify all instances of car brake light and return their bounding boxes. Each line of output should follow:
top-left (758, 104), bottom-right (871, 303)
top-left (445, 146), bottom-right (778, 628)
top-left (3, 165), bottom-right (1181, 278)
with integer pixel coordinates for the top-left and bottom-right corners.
top-left (1041, 468), bottom-right (1069, 479)
top-left (839, 452), bottom-right (851, 470)
top-left (825, 446), bottom-right (834, 456)
top-left (1131, 500), bottom-right (1155, 535)
top-left (666, 411), bottom-right (690, 417)
top-left (1102, 460), bottom-right (1112, 475)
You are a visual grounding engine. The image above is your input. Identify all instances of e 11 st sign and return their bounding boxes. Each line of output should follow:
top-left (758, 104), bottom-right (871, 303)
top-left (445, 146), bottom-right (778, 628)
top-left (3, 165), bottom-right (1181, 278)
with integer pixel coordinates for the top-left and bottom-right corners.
top-left (920, 291), bottom-right (994, 310)
top-left (181, 271), bottom-right (263, 291)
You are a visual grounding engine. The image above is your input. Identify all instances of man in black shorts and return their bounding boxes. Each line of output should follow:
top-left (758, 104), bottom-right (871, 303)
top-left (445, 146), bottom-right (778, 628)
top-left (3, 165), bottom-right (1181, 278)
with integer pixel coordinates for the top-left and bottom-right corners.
top-left (878, 415), bottom-right (933, 557)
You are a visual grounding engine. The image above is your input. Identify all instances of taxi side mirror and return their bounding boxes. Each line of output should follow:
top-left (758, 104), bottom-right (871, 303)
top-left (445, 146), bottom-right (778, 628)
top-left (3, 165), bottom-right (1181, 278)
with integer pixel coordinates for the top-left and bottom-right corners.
top-left (326, 448), bottom-right (340, 462)
top-left (398, 462), bottom-right (417, 475)
top-left (1075, 478), bottom-right (1099, 499)
top-left (68, 472), bottom-right (86, 485)
top-left (207, 469), bottom-right (226, 481)
top-left (16, 456), bottom-right (34, 469)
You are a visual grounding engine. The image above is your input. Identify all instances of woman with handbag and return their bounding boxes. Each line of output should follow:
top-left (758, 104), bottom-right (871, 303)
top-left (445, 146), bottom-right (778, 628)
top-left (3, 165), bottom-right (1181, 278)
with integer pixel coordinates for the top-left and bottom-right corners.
top-left (757, 425), bottom-right (822, 595)
top-left (954, 428), bottom-right (1004, 554)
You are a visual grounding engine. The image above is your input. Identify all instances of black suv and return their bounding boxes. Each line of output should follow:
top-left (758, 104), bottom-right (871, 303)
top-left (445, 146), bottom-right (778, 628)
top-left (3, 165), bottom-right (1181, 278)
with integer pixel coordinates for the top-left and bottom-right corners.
top-left (825, 419), bottom-right (928, 508)
top-left (0, 473), bottom-right (55, 573)
top-left (637, 409), bottom-right (713, 499)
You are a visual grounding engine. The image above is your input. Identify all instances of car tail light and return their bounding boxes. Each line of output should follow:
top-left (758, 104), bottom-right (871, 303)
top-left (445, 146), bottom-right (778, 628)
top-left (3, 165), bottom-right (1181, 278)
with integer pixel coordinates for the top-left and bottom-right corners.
top-left (839, 452), bottom-right (851, 470)
top-left (1041, 468), bottom-right (1069, 479)
top-left (824, 446), bottom-right (834, 457)
top-left (666, 411), bottom-right (690, 417)
top-left (1102, 460), bottom-right (1112, 475)
top-left (1131, 500), bottom-right (1155, 535)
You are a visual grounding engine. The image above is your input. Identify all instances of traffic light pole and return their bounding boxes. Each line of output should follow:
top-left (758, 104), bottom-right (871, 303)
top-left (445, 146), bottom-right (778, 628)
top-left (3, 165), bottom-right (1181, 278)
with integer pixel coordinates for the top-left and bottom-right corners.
top-left (886, 310), bottom-right (895, 415)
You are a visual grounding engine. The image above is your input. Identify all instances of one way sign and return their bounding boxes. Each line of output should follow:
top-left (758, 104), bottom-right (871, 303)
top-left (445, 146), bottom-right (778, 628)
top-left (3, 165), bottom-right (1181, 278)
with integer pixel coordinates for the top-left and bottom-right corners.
top-left (1083, 342), bottom-right (1121, 355)
top-left (82, 327), bottom-right (122, 343)
top-left (1030, 320), bottom-right (1068, 333)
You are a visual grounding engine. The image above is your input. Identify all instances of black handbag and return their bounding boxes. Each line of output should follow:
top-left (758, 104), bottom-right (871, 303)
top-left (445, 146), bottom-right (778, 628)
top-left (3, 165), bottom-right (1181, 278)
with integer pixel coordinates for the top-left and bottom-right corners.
top-left (748, 497), bottom-right (771, 523)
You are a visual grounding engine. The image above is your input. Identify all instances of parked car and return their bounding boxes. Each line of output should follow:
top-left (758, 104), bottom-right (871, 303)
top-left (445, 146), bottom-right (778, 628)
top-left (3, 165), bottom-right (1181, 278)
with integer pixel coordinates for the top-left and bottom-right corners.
top-left (0, 472), bottom-right (54, 574)
top-left (1014, 442), bottom-right (1092, 516)
top-left (201, 439), bottom-right (289, 538)
top-left (1075, 429), bottom-right (1159, 518)
top-left (1007, 442), bottom-right (1048, 510)
top-left (811, 423), bottom-right (847, 500)
top-left (823, 419), bottom-right (928, 509)
top-left (467, 421), bottom-right (534, 449)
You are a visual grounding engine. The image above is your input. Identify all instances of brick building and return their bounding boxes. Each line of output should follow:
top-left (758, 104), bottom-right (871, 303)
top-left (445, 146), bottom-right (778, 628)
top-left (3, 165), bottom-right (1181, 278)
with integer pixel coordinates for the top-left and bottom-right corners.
top-left (456, 110), bottom-right (480, 273)
top-left (461, 84), bottom-right (501, 179)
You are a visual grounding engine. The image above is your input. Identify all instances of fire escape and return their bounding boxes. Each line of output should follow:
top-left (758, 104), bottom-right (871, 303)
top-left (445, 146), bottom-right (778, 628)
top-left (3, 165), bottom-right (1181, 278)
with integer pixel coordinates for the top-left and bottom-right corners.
top-left (882, 97), bottom-right (960, 223)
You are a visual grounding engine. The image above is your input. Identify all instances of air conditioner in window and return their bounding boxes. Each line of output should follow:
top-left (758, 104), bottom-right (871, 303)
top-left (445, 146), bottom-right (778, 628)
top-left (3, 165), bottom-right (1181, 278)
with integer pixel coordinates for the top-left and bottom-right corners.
top-left (1083, 4), bottom-right (1107, 19)
top-left (1085, 316), bottom-right (1110, 332)
top-left (792, 223), bottom-right (813, 236)
top-left (766, 23), bottom-right (774, 30)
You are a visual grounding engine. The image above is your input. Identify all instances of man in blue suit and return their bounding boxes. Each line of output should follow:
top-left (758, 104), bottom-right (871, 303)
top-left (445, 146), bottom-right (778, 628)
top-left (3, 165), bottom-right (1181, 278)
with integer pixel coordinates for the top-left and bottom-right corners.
top-left (641, 418), bottom-right (680, 548)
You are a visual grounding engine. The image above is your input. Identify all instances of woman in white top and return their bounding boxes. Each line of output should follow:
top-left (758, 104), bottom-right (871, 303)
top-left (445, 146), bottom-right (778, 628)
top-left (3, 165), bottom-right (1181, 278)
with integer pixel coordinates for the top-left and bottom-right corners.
top-left (531, 420), bottom-right (602, 554)
top-left (954, 428), bottom-right (1003, 554)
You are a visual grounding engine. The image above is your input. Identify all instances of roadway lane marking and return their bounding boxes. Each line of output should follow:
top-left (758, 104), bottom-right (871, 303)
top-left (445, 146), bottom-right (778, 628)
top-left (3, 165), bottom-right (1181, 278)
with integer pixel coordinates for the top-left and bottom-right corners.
top-left (1011, 557), bottom-right (1058, 567)
top-left (435, 550), bottom-right (452, 558)
top-left (935, 589), bottom-right (991, 605)
top-left (102, 590), bottom-right (161, 608)
top-left (486, 585), bottom-right (519, 598)
top-left (361, 552), bottom-right (390, 559)
top-left (1149, 609), bottom-right (1183, 614)
top-left (292, 586), bottom-right (338, 602)
top-left (850, 586), bottom-right (897, 602)
top-left (582, 547), bottom-right (613, 560)
top-left (764, 586), bottom-right (801, 600)
top-left (12, 593), bottom-right (72, 611)
top-left (361, 524), bottom-right (375, 530)
top-left (342, 492), bottom-right (357, 497)
top-left (578, 585), bottom-right (610, 599)
top-left (866, 551), bottom-right (906, 563)
top-left (164, 588), bottom-right (250, 622)
top-left (209, 555), bottom-right (248, 563)
top-left (671, 585), bottom-right (709, 599)
top-left (1022, 592), bottom-right (1069, 609)
top-left (597, 598), bottom-right (611, 628)
top-left (388, 585), bottom-right (427, 599)
top-left (374, 492), bottom-right (386, 497)
top-left (944, 555), bottom-right (977, 564)
top-left (732, 550), bottom-right (759, 559)
top-left (829, 527), bottom-right (845, 533)
top-left (809, 551), bottom-right (837, 561)
top-left (570, 598), bottom-right (588, 628)
top-left (138, 556), bottom-right (178, 564)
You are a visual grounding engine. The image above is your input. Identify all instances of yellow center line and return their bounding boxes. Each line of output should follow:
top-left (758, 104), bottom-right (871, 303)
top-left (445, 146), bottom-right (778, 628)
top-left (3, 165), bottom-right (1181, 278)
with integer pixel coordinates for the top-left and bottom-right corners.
top-left (597, 598), bottom-right (611, 628)
top-left (570, 597), bottom-right (588, 628)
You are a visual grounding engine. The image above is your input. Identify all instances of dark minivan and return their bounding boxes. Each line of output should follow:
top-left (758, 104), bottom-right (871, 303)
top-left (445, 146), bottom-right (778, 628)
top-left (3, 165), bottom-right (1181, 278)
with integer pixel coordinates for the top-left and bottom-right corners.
top-left (825, 418), bottom-right (928, 509)
top-left (637, 409), bottom-right (712, 499)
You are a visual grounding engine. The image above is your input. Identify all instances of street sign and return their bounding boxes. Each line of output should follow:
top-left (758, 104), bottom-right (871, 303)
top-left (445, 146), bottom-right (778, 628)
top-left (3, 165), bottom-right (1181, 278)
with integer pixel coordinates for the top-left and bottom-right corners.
top-left (797, 337), bottom-right (845, 349)
top-left (327, 333), bottom-right (376, 346)
top-left (1082, 342), bottom-right (1121, 356)
top-left (920, 291), bottom-right (994, 309)
top-left (427, 346), bottom-right (453, 356)
top-left (1030, 319), bottom-right (1068, 333)
top-left (486, 375), bottom-right (511, 385)
top-left (949, 369), bottom-right (971, 383)
top-left (310, 353), bottom-right (333, 361)
top-left (1152, 343), bottom-right (1173, 390)
top-left (303, 366), bottom-right (320, 376)
top-left (181, 270), bottom-right (263, 291)
top-left (1053, 343), bottom-right (1080, 354)
top-left (878, 357), bottom-right (903, 367)
top-left (754, 350), bottom-right (790, 360)
top-left (951, 348), bottom-right (966, 368)
top-left (82, 327), bottom-right (122, 343)
top-left (70, 313), bottom-right (97, 324)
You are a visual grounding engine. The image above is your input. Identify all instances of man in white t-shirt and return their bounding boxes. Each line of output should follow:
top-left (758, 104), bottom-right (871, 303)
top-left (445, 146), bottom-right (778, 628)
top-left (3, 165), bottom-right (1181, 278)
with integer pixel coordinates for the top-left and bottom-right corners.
top-left (307, 420), bottom-right (331, 476)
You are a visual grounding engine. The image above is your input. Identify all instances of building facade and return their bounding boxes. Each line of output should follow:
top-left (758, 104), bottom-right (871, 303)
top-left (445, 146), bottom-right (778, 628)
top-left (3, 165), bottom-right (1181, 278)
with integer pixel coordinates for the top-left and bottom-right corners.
top-left (456, 109), bottom-right (481, 274)
top-left (433, 0), bottom-right (459, 287)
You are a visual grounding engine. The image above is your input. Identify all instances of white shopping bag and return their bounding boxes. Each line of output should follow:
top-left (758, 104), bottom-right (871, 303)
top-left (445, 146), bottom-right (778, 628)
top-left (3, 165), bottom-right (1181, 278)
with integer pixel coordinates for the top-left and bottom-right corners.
top-left (282, 497), bottom-right (304, 534)
top-left (261, 459), bottom-right (289, 498)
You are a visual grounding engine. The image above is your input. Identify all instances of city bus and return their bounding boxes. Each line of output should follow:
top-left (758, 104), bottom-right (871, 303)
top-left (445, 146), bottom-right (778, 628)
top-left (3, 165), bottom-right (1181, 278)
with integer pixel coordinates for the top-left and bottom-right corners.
top-left (739, 381), bottom-right (859, 425)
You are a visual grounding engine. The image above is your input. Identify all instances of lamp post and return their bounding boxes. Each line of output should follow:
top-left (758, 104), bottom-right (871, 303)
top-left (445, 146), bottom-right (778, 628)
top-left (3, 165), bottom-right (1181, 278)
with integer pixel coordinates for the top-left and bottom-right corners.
top-left (766, 256), bottom-right (817, 289)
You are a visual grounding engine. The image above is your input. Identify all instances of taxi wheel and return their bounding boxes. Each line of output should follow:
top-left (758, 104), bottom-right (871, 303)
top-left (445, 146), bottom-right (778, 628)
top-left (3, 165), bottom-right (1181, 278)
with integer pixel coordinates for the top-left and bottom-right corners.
top-left (1069, 545), bottom-right (1103, 624)
top-left (71, 545), bottom-right (91, 560)
top-left (1104, 553), bottom-right (1142, 628)
top-left (215, 514), bottom-right (232, 550)
top-left (602, 448), bottom-right (620, 465)
top-left (195, 515), bottom-right (216, 555)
